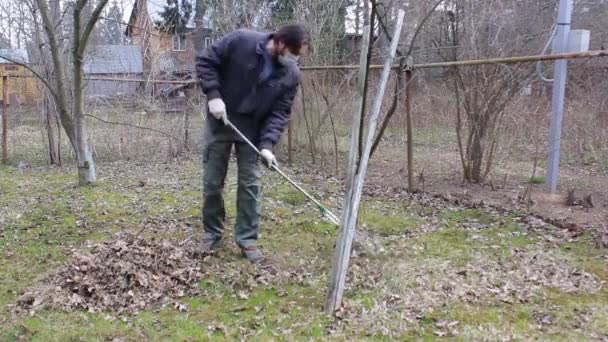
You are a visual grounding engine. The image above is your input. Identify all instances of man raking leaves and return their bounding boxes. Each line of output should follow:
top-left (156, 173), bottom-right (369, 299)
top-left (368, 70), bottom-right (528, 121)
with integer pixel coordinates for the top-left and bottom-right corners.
top-left (196, 24), bottom-right (339, 264)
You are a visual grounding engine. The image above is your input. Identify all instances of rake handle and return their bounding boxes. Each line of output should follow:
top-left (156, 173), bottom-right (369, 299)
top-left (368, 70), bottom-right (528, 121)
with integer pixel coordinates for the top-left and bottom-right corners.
top-left (224, 120), bottom-right (341, 226)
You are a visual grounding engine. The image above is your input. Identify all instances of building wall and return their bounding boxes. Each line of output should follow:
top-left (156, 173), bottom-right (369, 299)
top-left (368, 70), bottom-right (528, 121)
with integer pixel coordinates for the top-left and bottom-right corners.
top-left (157, 33), bottom-right (196, 66)
top-left (129, 0), bottom-right (161, 78)
top-left (0, 64), bottom-right (40, 105)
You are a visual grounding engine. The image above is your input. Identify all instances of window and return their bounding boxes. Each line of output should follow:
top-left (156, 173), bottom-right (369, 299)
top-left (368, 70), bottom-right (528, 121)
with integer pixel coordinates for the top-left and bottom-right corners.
top-left (173, 34), bottom-right (187, 51)
top-left (4, 65), bottom-right (18, 71)
top-left (204, 37), bottom-right (212, 48)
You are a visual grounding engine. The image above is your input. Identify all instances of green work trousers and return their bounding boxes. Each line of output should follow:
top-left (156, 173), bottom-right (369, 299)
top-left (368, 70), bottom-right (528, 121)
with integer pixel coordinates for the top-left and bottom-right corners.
top-left (201, 124), bottom-right (262, 248)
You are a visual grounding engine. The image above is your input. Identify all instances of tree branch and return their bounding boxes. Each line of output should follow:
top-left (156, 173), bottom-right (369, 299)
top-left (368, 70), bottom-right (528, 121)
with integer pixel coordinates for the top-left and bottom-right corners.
top-left (370, 68), bottom-right (403, 158)
top-left (358, 0), bottom-right (376, 163)
top-left (35, 0), bottom-right (73, 138)
top-left (405, 0), bottom-right (445, 56)
top-left (84, 114), bottom-right (184, 141)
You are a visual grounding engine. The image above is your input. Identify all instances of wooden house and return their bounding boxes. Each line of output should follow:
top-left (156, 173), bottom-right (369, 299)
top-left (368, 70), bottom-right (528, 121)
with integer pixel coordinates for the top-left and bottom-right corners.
top-left (124, 0), bottom-right (217, 82)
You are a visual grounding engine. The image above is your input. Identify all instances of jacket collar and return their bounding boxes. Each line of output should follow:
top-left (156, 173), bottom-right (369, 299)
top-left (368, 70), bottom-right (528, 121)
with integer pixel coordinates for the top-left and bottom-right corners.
top-left (256, 33), bottom-right (274, 55)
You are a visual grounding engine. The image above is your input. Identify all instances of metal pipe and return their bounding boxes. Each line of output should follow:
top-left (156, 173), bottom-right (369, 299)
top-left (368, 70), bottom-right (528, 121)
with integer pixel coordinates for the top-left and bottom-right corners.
top-left (546, 0), bottom-right (573, 193)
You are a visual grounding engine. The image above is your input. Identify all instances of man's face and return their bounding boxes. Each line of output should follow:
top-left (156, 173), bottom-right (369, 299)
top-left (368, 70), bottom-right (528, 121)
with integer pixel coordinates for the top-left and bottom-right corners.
top-left (275, 41), bottom-right (308, 63)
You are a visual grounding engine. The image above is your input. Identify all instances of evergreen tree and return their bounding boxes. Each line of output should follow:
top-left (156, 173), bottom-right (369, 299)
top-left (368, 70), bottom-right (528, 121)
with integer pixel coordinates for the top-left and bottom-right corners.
top-left (97, 1), bottom-right (124, 44)
top-left (0, 33), bottom-right (10, 49)
top-left (270, 0), bottom-right (295, 26)
top-left (157, 0), bottom-right (193, 34)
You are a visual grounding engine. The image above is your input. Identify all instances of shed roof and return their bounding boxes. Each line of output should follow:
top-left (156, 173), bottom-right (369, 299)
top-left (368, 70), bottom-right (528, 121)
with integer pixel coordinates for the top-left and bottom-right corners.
top-left (0, 49), bottom-right (29, 64)
top-left (84, 45), bottom-right (143, 74)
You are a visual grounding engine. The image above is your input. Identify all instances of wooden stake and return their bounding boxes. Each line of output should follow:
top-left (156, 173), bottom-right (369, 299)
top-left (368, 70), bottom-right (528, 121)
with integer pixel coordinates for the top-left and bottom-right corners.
top-left (325, 10), bottom-right (405, 314)
top-left (2, 76), bottom-right (8, 164)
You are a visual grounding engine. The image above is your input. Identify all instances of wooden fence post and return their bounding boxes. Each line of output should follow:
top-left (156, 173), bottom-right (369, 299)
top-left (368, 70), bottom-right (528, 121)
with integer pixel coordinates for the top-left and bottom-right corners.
top-left (325, 10), bottom-right (405, 314)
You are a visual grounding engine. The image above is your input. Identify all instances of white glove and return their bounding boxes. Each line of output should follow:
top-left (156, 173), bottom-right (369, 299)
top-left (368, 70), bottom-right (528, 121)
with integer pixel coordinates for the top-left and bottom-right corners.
top-left (260, 149), bottom-right (277, 169)
top-left (208, 98), bottom-right (228, 125)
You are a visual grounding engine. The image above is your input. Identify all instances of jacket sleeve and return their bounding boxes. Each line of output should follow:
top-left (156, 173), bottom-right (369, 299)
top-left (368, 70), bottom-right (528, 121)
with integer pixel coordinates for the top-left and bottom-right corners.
top-left (196, 31), bottom-right (240, 100)
top-left (259, 84), bottom-right (298, 151)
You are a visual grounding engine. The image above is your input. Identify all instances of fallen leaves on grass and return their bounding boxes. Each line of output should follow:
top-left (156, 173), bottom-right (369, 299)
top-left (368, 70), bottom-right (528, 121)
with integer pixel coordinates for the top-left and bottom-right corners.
top-left (14, 233), bottom-right (203, 314)
top-left (12, 231), bottom-right (301, 316)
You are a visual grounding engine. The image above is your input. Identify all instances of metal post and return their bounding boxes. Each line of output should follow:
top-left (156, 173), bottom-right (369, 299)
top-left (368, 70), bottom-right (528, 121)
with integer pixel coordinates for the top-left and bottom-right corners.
top-left (2, 76), bottom-right (8, 164)
top-left (546, 0), bottom-right (573, 193)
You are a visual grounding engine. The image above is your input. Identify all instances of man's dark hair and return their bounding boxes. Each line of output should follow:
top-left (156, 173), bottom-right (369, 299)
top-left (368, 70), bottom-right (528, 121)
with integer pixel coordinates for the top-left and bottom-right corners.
top-left (273, 24), bottom-right (310, 54)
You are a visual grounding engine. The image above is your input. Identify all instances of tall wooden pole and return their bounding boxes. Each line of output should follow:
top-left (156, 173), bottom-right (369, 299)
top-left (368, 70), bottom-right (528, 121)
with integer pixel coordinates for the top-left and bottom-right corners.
top-left (2, 76), bottom-right (8, 164)
top-left (325, 10), bottom-right (405, 314)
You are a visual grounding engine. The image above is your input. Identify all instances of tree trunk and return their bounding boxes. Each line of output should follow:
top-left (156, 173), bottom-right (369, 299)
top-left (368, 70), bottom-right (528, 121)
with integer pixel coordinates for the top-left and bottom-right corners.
top-left (184, 110), bottom-right (190, 151)
top-left (73, 3), bottom-right (97, 185)
top-left (44, 92), bottom-right (61, 165)
top-left (469, 131), bottom-right (483, 183)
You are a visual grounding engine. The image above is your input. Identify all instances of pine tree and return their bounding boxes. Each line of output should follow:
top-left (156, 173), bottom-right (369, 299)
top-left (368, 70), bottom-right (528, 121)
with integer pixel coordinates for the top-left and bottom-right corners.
top-left (97, 1), bottom-right (124, 44)
top-left (157, 0), bottom-right (193, 34)
top-left (0, 33), bottom-right (10, 49)
top-left (270, 0), bottom-right (295, 26)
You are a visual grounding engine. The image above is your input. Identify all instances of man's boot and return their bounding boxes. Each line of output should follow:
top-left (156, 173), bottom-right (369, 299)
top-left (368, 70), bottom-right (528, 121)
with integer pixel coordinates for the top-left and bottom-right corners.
top-left (241, 245), bottom-right (265, 264)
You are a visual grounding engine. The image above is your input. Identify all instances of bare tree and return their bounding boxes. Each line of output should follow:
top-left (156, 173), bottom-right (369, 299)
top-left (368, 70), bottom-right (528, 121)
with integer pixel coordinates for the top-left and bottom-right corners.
top-left (31, 0), bottom-right (110, 184)
top-left (431, 0), bottom-right (536, 183)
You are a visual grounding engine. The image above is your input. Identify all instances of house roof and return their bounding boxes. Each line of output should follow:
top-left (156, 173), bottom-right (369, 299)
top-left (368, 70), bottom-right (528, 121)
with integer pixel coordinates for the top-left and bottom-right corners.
top-left (84, 45), bottom-right (143, 74)
top-left (0, 49), bottom-right (29, 64)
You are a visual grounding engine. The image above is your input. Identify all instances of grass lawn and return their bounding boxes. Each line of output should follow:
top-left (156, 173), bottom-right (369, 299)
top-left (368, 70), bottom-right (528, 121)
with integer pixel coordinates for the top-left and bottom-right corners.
top-left (1, 158), bottom-right (606, 340)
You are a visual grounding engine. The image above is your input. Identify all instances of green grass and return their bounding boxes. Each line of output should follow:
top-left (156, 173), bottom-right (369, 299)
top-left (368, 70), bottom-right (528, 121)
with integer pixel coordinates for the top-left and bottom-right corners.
top-left (529, 175), bottom-right (546, 184)
top-left (5, 284), bottom-right (333, 341)
top-left (1, 160), bottom-right (607, 340)
top-left (360, 205), bottom-right (420, 236)
top-left (440, 208), bottom-right (498, 225)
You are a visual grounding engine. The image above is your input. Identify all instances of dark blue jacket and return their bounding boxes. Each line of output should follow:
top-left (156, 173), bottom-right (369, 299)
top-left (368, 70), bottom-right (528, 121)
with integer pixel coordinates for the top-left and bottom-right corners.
top-left (196, 29), bottom-right (301, 150)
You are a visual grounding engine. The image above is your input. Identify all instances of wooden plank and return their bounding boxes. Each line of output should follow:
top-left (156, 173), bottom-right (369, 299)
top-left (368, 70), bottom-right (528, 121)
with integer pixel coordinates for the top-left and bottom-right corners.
top-left (325, 10), bottom-right (406, 314)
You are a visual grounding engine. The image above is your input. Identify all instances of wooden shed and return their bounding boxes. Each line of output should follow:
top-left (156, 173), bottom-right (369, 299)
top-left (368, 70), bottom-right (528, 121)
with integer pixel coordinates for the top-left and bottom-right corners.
top-left (0, 49), bottom-right (40, 106)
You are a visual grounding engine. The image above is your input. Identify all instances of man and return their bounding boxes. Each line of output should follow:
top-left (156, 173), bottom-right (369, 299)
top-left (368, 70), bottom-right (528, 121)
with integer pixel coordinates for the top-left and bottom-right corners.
top-left (196, 24), bottom-right (309, 263)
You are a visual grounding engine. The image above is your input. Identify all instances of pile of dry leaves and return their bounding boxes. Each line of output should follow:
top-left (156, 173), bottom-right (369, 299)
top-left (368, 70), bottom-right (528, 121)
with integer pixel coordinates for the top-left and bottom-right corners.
top-left (15, 233), bottom-right (204, 314)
